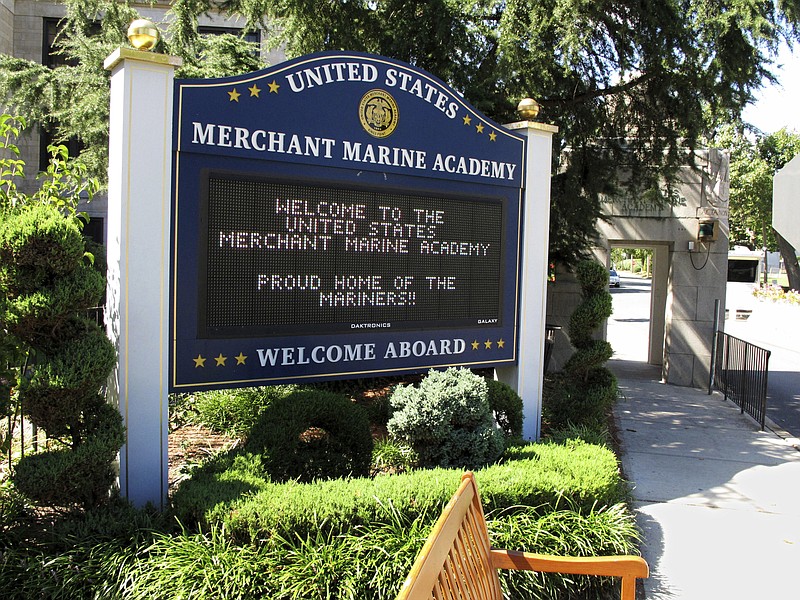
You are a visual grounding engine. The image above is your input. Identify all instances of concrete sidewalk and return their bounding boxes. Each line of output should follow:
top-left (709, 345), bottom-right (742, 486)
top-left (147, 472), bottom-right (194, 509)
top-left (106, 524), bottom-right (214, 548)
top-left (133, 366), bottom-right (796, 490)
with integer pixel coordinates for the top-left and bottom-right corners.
top-left (611, 359), bottom-right (800, 599)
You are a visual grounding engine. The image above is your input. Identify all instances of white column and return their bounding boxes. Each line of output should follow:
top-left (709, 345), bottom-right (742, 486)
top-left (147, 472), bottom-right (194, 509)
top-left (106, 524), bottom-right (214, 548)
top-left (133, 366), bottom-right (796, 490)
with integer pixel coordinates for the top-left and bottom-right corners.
top-left (496, 121), bottom-right (557, 441)
top-left (104, 48), bottom-right (182, 508)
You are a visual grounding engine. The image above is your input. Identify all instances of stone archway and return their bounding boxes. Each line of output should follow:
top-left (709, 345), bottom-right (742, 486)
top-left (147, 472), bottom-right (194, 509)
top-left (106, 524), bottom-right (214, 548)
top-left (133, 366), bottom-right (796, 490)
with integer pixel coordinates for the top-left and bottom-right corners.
top-left (546, 149), bottom-right (729, 388)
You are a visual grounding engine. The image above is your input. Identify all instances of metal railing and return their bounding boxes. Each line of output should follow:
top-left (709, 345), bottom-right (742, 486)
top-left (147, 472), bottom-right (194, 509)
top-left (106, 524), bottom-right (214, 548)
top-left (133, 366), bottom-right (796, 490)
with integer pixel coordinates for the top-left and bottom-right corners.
top-left (713, 331), bottom-right (771, 430)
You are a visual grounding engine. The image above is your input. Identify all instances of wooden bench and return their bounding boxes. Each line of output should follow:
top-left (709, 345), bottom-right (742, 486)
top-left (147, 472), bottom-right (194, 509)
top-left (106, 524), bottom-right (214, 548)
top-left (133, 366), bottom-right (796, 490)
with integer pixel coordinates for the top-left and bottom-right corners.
top-left (397, 472), bottom-right (648, 600)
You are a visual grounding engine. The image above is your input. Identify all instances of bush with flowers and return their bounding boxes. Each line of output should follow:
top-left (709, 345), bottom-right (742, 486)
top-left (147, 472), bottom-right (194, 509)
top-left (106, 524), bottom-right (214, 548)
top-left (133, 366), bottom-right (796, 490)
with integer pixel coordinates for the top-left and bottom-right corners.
top-left (753, 284), bottom-right (800, 305)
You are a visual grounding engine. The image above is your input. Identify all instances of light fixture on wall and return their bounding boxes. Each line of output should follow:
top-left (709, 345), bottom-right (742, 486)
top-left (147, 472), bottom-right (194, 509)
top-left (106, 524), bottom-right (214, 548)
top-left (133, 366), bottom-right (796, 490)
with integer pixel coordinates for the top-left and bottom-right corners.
top-left (697, 217), bottom-right (718, 242)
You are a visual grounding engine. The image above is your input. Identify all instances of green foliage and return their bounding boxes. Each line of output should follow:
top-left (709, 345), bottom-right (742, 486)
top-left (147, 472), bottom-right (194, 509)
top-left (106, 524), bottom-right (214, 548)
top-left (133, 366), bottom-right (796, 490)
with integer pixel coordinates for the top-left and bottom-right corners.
top-left (715, 125), bottom-right (800, 250)
top-left (0, 436), bottom-right (633, 599)
top-left (0, 132), bottom-right (120, 508)
top-left (486, 378), bottom-right (523, 438)
top-left (172, 439), bottom-right (625, 542)
top-left (246, 388), bottom-right (373, 482)
top-left (549, 260), bottom-right (618, 429)
top-left (28, 321), bottom-right (115, 389)
top-left (191, 385), bottom-right (294, 437)
top-left (490, 502), bottom-right (640, 599)
top-left (3, 266), bottom-right (105, 342)
top-left (0, 204), bottom-right (86, 295)
top-left (13, 403), bottom-right (124, 506)
top-left (711, 124), bottom-right (800, 289)
top-left (0, 114), bottom-right (26, 210)
top-left (545, 370), bottom-right (619, 431)
top-left (0, 480), bottom-right (28, 533)
top-left (34, 144), bottom-right (100, 214)
top-left (371, 438), bottom-right (418, 475)
top-left (547, 422), bottom-right (612, 448)
top-left (387, 368), bottom-right (505, 469)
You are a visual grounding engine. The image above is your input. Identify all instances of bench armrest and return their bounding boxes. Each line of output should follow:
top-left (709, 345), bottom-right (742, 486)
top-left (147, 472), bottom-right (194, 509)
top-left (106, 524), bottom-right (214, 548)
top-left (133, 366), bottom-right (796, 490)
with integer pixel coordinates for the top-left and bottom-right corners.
top-left (490, 549), bottom-right (649, 577)
top-left (490, 549), bottom-right (648, 600)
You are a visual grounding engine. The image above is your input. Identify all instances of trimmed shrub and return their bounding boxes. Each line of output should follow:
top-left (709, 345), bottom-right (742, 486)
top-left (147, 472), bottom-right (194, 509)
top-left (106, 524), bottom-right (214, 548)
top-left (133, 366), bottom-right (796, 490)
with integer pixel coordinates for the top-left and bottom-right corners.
top-left (548, 260), bottom-right (618, 430)
top-left (0, 205), bottom-right (121, 508)
top-left (13, 403), bottom-right (124, 507)
top-left (3, 264), bottom-right (104, 342)
top-left (246, 388), bottom-right (373, 482)
top-left (0, 204), bottom-right (85, 295)
top-left (172, 440), bottom-right (625, 542)
top-left (387, 368), bottom-right (504, 469)
top-left (193, 385), bottom-right (295, 437)
top-left (486, 379), bottom-right (523, 438)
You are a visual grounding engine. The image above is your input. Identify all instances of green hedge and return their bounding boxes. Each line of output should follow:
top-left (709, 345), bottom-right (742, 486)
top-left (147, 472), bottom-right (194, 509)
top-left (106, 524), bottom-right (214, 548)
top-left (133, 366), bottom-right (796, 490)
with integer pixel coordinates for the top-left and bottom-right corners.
top-left (2, 439), bottom-right (636, 599)
top-left (246, 388), bottom-right (373, 482)
top-left (172, 439), bottom-right (626, 543)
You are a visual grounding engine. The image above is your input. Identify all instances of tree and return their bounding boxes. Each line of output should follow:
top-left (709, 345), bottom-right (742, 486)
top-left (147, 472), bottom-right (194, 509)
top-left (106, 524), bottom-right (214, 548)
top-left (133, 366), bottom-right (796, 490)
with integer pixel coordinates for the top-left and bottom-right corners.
top-left (718, 125), bottom-right (800, 290)
top-left (2, 0), bottom-right (800, 266)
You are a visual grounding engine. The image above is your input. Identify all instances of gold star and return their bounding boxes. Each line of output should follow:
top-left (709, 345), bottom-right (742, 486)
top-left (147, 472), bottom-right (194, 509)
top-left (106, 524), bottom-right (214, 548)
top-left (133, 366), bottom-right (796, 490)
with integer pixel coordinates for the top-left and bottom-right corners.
top-left (248, 84), bottom-right (261, 97)
top-left (471, 340), bottom-right (480, 350)
top-left (214, 353), bottom-right (227, 366)
top-left (484, 339), bottom-right (493, 349)
top-left (463, 115), bottom-right (472, 126)
top-left (497, 339), bottom-right (505, 349)
top-left (228, 88), bottom-right (240, 102)
top-left (193, 354), bottom-right (206, 368)
top-left (489, 131), bottom-right (497, 142)
top-left (268, 80), bottom-right (280, 93)
top-left (476, 123), bottom-right (485, 134)
top-left (235, 352), bottom-right (247, 365)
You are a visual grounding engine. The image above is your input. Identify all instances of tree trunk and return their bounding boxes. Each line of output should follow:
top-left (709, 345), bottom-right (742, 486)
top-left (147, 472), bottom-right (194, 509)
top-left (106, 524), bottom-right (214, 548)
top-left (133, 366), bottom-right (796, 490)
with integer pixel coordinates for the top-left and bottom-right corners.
top-left (774, 228), bottom-right (800, 291)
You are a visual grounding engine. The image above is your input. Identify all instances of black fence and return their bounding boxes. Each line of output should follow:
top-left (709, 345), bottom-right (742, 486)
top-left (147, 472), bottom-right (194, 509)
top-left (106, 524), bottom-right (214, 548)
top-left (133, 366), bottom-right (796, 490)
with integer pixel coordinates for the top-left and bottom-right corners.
top-left (713, 331), bottom-right (771, 430)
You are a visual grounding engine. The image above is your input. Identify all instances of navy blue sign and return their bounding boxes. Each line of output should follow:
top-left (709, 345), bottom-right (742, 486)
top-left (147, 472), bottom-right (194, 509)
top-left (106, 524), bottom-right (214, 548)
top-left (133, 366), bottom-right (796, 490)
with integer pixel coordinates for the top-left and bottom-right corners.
top-left (171, 52), bottom-right (525, 391)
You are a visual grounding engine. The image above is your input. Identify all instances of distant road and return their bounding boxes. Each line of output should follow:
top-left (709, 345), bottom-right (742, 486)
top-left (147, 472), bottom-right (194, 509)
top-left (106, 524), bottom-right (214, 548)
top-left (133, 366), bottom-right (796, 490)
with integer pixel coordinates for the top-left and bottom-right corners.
top-left (608, 274), bottom-right (652, 362)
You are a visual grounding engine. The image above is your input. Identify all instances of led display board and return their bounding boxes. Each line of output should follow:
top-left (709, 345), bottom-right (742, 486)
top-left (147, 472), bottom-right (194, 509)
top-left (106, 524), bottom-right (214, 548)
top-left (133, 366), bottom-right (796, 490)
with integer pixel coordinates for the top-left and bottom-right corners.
top-left (171, 52), bottom-right (526, 390)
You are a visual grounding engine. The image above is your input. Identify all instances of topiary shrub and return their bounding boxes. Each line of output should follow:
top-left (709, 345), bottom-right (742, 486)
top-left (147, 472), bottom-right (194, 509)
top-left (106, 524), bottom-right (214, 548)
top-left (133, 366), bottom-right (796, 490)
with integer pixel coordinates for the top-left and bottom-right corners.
top-left (486, 379), bottom-right (523, 438)
top-left (546, 260), bottom-right (617, 430)
top-left (1, 205), bottom-right (122, 508)
top-left (13, 403), bottom-right (125, 506)
top-left (246, 388), bottom-right (373, 482)
top-left (387, 368), bottom-right (504, 469)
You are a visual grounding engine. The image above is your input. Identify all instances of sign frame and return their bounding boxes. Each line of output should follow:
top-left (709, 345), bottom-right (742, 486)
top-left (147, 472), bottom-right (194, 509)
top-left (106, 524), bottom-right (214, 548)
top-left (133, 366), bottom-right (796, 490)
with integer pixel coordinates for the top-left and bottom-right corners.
top-left (171, 51), bottom-right (527, 391)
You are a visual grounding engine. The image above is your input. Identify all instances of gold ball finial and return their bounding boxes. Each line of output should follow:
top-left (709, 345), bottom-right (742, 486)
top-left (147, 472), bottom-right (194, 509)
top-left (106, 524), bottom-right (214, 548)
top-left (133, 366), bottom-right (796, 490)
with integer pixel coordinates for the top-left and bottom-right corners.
top-left (517, 98), bottom-right (540, 121)
top-left (127, 19), bottom-right (160, 51)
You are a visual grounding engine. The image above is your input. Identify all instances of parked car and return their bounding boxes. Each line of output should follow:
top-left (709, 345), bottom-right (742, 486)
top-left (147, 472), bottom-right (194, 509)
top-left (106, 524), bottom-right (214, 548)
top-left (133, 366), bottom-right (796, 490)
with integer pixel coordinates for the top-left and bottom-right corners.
top-left (609, 268), bottom-right (620, 287)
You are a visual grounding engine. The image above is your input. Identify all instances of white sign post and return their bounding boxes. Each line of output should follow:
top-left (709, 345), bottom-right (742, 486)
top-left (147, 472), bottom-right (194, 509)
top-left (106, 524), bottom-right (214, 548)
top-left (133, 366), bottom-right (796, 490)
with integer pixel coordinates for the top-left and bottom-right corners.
top-left (105, 48), bottom-right (181, 508)
top-left (496, 121), bottom-right (557, 441)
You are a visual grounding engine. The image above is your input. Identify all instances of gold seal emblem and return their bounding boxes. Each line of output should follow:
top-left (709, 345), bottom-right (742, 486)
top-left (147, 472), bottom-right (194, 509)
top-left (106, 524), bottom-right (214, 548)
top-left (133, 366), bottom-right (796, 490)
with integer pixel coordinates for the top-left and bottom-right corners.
top-left (359, 89), bottom-right (398, 138)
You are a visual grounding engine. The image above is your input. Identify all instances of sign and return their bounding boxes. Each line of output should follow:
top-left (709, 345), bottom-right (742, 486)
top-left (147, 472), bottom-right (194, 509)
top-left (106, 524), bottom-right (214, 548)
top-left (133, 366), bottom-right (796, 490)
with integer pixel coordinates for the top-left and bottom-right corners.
top-left (172, 52), bottom-right (526, 390)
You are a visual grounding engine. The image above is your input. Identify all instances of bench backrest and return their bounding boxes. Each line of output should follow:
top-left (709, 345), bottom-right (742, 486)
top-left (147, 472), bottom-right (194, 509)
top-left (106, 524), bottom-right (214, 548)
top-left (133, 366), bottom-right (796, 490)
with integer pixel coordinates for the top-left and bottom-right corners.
top-left (396, 471), bottom-right (648, 600)
top-left (396, 472), bottom-right (503, 599)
